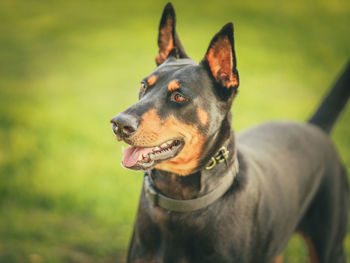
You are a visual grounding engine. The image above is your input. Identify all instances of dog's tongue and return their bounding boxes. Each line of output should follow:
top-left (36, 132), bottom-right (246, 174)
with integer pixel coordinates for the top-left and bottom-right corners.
top-left (122, 146), bottom-right (154, 167)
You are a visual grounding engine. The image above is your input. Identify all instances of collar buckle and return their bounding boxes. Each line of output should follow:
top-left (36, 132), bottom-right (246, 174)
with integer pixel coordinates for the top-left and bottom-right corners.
top-left (205, 146), bottom-right (229, 170)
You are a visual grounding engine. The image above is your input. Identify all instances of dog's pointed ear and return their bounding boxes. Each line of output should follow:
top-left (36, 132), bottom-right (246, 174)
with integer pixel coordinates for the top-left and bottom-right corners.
top-left (201, 23), bottom-right (239, 92)
top-left (155, 2), bottom-right (188, 66)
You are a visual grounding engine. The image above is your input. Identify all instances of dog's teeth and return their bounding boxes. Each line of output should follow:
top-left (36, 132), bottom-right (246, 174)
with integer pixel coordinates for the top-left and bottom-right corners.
top-left (161, 143), bottom-right (168, 148)
top-left (138, 154), bottom-right (143, 161)
top-left (154, 146), bottom-right (161, 151)
top-left (149, 154), bottom-right (155, 160)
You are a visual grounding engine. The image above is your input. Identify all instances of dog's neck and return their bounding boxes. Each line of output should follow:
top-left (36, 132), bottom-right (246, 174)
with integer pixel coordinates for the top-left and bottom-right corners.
top-left (149, 122), bottom-right (237, 200)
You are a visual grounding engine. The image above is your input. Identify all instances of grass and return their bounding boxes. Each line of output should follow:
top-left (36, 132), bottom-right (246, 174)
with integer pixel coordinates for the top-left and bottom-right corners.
top-left (0, 0), bottom-right (349, 262)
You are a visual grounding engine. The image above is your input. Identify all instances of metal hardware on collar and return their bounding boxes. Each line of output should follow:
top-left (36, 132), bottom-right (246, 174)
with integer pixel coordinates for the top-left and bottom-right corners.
top-left (143, 158), bottom-right (239, 213)
top-left (205, 146), bottom-right (229, 170)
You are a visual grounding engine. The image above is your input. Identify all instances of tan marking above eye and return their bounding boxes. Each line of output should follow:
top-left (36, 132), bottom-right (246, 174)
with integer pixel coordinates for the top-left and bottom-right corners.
top-left (147, 75), bottom-right (158, 86)
top-left (197, 108), bottom-right (209, 126)
top-left (168, 80), bottom-right (180, 91)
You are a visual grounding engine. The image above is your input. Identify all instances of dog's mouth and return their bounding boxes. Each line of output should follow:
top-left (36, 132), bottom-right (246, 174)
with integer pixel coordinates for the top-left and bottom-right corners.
top-left (122, 138), bottom-right (184, 170)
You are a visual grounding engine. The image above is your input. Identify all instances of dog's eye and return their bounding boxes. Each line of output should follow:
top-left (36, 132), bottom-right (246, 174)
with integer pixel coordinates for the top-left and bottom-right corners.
top-left (171, 92), bottom-right (187, 103)
top-left (140, 82), bottom-right (147, 92)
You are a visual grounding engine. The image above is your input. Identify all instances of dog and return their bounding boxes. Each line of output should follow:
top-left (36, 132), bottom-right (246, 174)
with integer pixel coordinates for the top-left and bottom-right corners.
top-left (110, 3), bottom-right (350, 262)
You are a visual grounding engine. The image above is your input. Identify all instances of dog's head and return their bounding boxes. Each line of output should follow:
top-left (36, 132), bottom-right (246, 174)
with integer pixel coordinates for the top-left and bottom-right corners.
top-left (111, 3), bottom-right (239, 176)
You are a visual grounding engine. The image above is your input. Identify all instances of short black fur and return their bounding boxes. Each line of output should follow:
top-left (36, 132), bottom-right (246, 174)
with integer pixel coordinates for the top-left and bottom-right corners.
top-left (110, 3), bottom-right (350, 263)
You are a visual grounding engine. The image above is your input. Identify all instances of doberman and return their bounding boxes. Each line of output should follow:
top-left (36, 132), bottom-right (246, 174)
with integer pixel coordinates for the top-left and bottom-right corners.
top-left (110, 3), bottom-right (350, 263)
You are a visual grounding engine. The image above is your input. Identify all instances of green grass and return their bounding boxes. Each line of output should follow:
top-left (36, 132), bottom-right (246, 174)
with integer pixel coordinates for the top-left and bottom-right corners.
top-left (0, 0), bottom-right (349, 262)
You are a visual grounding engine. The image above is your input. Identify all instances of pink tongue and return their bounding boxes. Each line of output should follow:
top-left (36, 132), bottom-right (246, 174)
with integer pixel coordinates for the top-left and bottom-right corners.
top-left (122, 146), bottom-right (154, 167)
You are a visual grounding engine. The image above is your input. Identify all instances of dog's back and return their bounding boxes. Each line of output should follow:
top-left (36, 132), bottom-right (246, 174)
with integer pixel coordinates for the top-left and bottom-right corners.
top-left (236, 120), bottom-right (348, 261)
top-left (236, 63), bottom-right (350, 261)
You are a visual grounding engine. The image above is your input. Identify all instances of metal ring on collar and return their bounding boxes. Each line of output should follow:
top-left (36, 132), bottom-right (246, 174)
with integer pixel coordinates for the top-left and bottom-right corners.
top-left (205, 157), bottom-right (217, 170)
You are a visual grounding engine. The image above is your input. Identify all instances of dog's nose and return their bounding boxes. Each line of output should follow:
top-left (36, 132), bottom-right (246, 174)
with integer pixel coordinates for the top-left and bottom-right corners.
top-left (110, 113), bottom-right (139, 137)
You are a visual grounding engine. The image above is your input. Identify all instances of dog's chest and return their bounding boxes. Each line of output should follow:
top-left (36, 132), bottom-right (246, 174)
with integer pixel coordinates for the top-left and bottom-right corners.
top-left (132, 201), bottom-right (257, 263)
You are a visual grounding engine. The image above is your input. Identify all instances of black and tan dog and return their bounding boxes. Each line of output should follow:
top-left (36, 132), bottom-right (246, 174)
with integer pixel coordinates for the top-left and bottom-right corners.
top-left (110, 3), bottom-right (350, 263)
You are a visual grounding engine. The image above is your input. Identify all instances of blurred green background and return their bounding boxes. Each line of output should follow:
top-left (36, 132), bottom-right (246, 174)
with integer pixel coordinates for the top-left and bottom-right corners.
top-left (0, 0), bottom-right (349, 262)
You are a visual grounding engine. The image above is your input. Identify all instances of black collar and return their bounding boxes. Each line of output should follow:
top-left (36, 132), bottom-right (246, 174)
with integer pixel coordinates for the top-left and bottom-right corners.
top-left (143, 147), bottom-right (239, 212)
